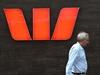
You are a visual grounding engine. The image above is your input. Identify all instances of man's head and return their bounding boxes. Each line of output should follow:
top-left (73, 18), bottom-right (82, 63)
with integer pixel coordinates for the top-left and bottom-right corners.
top-left (77, 32), bottom-right (89, 47)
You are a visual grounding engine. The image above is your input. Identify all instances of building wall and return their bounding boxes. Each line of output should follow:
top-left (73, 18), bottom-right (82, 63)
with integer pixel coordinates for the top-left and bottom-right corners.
top-left (0, 0), bottom-right (100, 75)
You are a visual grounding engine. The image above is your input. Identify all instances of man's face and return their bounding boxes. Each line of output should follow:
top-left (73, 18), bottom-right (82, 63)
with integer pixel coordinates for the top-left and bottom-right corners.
top-left (84, 40), bottom-right (89, 46)
top-left (83, 39), bottom-right (89, 47)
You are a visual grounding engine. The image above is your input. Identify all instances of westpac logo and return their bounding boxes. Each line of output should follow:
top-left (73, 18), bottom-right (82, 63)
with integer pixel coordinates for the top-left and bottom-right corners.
top-left (4, 8), bottom-right (79, 41)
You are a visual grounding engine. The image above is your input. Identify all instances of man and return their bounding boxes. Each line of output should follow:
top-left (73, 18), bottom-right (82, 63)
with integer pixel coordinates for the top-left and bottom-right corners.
top-left (66, 32), bottom-right (89, 75)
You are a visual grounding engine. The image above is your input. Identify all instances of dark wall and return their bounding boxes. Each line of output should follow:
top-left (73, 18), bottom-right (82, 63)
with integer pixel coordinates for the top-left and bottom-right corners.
top-left (0, 0), bottom-right (100, 75)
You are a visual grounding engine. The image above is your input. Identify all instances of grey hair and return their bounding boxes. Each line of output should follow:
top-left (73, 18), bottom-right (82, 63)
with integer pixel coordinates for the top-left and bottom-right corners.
top-left (77, 32), bottom-right (89, 41)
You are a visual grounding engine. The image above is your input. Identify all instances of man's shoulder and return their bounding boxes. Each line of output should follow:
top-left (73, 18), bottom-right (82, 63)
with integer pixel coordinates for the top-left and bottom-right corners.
top-left (72, 42), bottom-right (78, 48)
top-left (70, 42), bottom-right (80, 51)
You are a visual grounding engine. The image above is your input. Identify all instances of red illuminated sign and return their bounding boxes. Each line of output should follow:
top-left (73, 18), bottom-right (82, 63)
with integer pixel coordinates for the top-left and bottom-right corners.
top-left (4, 8), bottom-right (79, 40)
